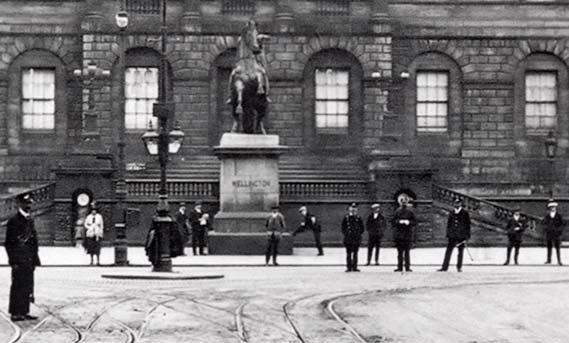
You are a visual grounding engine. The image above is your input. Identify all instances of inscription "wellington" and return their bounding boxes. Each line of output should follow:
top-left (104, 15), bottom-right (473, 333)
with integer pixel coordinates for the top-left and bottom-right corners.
top-left (232, 179), bottom-right (271, 188)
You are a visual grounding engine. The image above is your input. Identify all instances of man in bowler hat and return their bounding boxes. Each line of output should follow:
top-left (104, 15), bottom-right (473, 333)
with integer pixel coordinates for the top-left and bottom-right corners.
top-left (341, 203), bottom-right (365, 272)
top-left (392, 198), bottom-right (416, 272)
top-left (543, 199), bottom-right (564, 265)
top-left (293, 205), bottom-right (324, 256)
top-left (189, 200), bottom-right (207, 255)
top-left (4, 193), bottom-right (40, 321)
top-left (438, 199), bottom-right (471, 272)
top-left (366, 203), bottom-right (386, 265)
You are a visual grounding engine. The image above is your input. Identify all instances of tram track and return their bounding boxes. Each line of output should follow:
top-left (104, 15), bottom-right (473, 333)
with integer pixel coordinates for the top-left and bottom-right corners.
top-left (0, 310), bottom-right (22, 343)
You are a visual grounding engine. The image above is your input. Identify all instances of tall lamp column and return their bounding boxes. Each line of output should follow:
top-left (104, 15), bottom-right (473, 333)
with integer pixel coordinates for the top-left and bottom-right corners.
top-left (141, 0), bottom-right (185, 272)
top-left (114, 10), bottom-right (129, 266)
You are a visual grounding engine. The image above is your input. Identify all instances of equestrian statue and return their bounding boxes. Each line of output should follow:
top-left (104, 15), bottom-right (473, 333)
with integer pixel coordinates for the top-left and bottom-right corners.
top-left (227, 19), bottom-right (270, 134)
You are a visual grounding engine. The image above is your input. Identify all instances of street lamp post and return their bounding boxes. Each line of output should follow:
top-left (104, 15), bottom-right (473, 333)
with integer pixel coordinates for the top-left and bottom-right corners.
top-left (114, 10), bottom-right (129, 266)
top-left (545, 130), bottom-right (558, 198)
top-left (141, 0), bottom-right (185, 272)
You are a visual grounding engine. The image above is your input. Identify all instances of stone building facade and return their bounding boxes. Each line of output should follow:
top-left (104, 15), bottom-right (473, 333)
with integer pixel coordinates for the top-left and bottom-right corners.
top-left (0, 0), bottom-right (567, 246)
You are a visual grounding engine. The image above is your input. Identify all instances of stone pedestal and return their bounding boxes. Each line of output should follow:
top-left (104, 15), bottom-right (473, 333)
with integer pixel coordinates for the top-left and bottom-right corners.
top-left (210, 133), bottom-right (291, 255)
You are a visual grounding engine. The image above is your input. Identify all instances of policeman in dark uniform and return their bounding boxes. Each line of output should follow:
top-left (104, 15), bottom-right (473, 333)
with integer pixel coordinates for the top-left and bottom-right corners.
top-left (392, 198), bottom-right (416, 272)
top-left (341, 203), bottom-right (364, 272)
top-left (438, 199), bottom-right (471, 272)
top-left (293, 205), bottom-right (324, 256)
top-left (366, 203), bottom-right (386, 265)
top-left (4, 193), bottom-right (40, 322)
top-left (503, 208), bottom-right (525, 265)
top-left (543, 199), bottom-right (564, 265)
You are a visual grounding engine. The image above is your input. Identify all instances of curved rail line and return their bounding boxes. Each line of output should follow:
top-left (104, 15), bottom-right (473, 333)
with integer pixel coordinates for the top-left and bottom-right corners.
top-left (325, 297), bottom-right (369, 343)
top-left (235, 303), bottom-right (249, 343)
top-left (282, 300), bottom-right (306, 343)
top-left (0, 310), bottom-right (22, 343)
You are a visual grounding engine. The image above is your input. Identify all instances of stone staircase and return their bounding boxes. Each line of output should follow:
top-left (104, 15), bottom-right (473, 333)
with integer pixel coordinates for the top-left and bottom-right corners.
top-left (0, 183), bottom-right (56, 245)
top-left (432, 184), bottom-right (544, 246)
top-left (127, 154), bottom-right (369, 182)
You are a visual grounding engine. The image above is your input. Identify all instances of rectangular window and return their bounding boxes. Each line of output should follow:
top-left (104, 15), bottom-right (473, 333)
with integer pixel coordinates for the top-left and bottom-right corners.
top-left (416, 71), bottom-right (448, 133)
top-left (525, 72), bottom-right (557, 132)
top-left (315, 68), bottom-right (349, 134)
top-left (316, 0), bottom-right (351, 16)
top-left (125, 67), bottom-right (158, 130)
top-left (22, 68), bottom-right (55, 130)
top-left (126, 0), bottom-right (160, 15)
top-left (222, 0), bottom-right (256, 15)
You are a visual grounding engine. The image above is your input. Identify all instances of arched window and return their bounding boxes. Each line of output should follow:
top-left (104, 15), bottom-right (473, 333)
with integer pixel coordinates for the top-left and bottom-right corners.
top-left (124, 48), bottom-right (161, 131)
top-left (406, 52), bottom-right (461, 135)
top-left (7, 49), bottom-right (67, 151)
top-left (514, 53), bottom-right (568, 136)
top-left (211, 49), bottom-right (237, 144)
top-left (303, 49), bottom-right (363, 149)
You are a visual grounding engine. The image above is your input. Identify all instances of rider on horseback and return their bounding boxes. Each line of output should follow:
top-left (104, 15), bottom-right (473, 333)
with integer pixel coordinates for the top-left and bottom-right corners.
top-left (226, 19), bottom-right (271, 104)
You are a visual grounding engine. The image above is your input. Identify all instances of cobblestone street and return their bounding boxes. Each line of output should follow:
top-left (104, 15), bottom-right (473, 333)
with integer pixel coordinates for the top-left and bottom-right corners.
top-left (1, 263), bottom-right (568, 342)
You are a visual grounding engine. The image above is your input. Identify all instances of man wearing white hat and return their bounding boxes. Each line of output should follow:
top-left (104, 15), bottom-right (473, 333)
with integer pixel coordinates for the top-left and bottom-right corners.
top-left (543, 199), bottom-right (564, 265)
top-left (293, 205), bottom-right (324, 256)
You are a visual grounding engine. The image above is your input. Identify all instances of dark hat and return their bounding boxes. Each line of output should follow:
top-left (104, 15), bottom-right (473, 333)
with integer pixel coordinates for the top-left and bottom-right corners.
top-left (179, 201), bottom-right (186, 206)
top-left (547, 199), bottom-right (558, 208)
top-left (454, 198), bottom-right (463, 205)
top-left (512, 207), bottom-right (521, 213)
top-left (17, 193), bottom-right (34, 204)
top-left (195, 200), bottom-right (203, 206)
top-left (271, 205), bottom-right (279, 210)
top-left (349, 202), bottom-right (358, 208)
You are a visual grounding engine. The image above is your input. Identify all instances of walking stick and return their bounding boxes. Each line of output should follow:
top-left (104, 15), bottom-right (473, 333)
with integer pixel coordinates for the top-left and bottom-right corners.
top-left (455, 240), bottom-right (475, 262)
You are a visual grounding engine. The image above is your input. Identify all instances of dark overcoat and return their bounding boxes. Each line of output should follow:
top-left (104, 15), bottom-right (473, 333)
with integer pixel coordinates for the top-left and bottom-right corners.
top-left (543, 213), bottom-right (564, 240)
top-left (341, 214), bottom-right (364, 247)
top-left (392, 207), bottom-right (417, 244)
top-left (5, 211), bottom-right (40, 316)
top-left (366, 212), bottom-right (386, 239)
top-left (505, 217), bottom-right (525, 243)
top-left (446, 209), bottom-right (471, 242)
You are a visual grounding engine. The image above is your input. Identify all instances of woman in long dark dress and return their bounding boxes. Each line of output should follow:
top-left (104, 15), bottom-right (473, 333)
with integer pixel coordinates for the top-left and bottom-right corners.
top-left (83, 206), bottom-right (104, 265)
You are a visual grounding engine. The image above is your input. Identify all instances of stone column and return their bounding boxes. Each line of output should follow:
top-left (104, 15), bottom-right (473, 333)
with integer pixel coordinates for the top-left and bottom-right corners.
top-left (274, 0), bottom-right (295, 33)
top-left (181, 0), bottom-right (202, 33)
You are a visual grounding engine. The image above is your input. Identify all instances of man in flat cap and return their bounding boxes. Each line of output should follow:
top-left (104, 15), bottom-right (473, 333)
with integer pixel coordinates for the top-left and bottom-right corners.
top-left (392, 197), bottom-right (417, 272)
top-left (265, 205), bottom-right (286, 266)
top-left (4, 193), bottom-right (40, 322)
top-left (366, 203), bottom-right (386, 266)
top-left (503, 208), bottom-right (526, 265)
top-left (438, 198), bottom-right (471, 272)
top-left (293, 205), bottom-right (324, 256)
top-left (543, 199), bottom-right (564, 265)
top-left (341, 203), bottom-right (365, 272)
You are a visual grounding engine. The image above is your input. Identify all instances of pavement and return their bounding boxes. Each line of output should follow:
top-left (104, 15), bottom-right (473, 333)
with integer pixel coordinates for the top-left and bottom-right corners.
top-left (0, 246), bottom-right (566, 267)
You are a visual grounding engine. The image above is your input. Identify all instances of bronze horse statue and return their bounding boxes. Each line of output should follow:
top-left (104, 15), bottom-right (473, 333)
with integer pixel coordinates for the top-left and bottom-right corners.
top-left (227, 20), bottom-right (270, 134)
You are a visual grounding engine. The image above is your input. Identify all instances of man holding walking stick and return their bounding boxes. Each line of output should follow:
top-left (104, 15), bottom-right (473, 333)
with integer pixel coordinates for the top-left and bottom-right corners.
top-left (438, 198), bottom-right (471, 272)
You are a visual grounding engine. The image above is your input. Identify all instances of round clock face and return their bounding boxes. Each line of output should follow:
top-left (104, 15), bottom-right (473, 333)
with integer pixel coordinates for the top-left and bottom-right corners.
top-left (76, 193), bottom-right (91, 207)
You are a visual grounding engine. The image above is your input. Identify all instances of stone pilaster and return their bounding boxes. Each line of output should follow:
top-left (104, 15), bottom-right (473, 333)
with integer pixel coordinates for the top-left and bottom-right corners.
top-left (370, 0), bottom-right (391, 34)
top-left (81, 0), bottom-right (105, 32)
top-left (181, 0), bottom-right (202, 33)
top-left (274, 0), bottom-right (295, 33)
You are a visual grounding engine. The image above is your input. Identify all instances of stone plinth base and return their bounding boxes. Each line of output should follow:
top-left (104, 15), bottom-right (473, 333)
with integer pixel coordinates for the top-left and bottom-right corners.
top-left (208, 232), bottom-right (293, 255)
